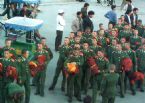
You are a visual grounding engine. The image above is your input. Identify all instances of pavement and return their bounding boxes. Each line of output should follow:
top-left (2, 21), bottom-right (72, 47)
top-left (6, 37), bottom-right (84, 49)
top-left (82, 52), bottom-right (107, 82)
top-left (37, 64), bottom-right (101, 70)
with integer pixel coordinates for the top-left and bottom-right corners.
top-left (0, 0), bottom-right (145, 103)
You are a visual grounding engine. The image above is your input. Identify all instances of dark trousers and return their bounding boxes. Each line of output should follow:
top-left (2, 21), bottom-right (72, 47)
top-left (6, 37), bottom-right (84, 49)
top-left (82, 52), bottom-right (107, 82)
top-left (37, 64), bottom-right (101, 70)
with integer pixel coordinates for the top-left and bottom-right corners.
top-left (55, 30), bottom-right (63, 51)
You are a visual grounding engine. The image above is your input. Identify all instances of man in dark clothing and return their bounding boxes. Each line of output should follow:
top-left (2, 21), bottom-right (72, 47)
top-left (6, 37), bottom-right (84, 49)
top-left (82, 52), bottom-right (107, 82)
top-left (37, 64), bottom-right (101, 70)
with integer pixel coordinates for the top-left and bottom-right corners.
top-left (130, 8), bottom-right (139, 28)
top-left (124, 10), bottom-right (132, 25)
top-left (81, 3), bottom-right (89, 19)
top-left (83, 10), bottom-right (95, 33)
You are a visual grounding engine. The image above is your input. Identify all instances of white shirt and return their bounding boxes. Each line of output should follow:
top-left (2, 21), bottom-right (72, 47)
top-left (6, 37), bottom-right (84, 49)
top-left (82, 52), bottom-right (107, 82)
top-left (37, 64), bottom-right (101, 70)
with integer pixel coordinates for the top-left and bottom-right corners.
top-left (56, 15), bottom-right (66, 31)
top-left (127, 15), bottom-right (131, 24)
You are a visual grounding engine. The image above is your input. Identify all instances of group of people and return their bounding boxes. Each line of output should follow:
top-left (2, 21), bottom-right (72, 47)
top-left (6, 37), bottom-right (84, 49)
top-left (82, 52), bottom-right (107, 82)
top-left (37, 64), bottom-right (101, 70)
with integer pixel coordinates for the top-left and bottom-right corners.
top-left (0, 0), bottom-right (145, 103)
top-left (53, 1), bottom-right (145, 103)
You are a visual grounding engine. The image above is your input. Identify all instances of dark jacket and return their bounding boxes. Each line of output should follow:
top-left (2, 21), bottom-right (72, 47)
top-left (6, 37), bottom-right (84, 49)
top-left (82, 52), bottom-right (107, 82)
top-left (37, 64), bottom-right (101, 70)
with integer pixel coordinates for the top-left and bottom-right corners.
top-left (83, 16), bottom-right (94, 32)
top-left (124, 14), bottom-right (131, 24)
top-left (20, 9), bottom-right (31, 17)
top-left (130, 13), bottom-right (138, 27)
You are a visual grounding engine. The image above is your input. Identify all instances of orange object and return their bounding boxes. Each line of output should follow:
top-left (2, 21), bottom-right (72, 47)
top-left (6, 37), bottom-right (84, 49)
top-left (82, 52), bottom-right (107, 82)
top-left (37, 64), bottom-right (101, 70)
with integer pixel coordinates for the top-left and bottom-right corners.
top-left (37, 55), bottom-right (46, 64)
top-left (0, 63), bottom-right (2, 73)
top-left (29, 61), bottom-right (37, 68)
top-left (67, 63), bottom-right (79, 74)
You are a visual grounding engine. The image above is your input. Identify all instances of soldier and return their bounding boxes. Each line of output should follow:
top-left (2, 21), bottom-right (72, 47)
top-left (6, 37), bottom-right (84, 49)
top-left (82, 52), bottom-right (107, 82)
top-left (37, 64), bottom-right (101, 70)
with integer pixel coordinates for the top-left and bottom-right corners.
top-left (0, 49), bottom-right (17, 103)
top-left (100, 64), bottom-right (119, 103)
top-left (136, 44), bottom-right (145, 73)
top-left (0, 39), bottom-right (16, 59)
top-left (92, 50), bottom-right (109, 103)
top-left (98, 30), bottom-right (107, 48)
top-left (17, 49), bottom-right (31, 103)
top-left (110, 44), bottom-right (129, 97)
top-left (65, 49), bottom-right (84, 102)
top-left (136, 20), bottom-right (144, 37)
top-left (6, 82), bottom-right (24, 103)
top-left (49, 37), bottom-right (72, 92)
top-left (119, 24), bottom-right (133, 41)
top-left (106, 39), bottom-right (118, 60)
top-left (114, 18), bottom-right (124, 32)
top-left (124, 43), bottom-right (137, 93)
top-left (33, 43), bottom-right (50, 97)
top-left (130, 29), bottom-right (142, 50)
top-left (81, 42), bottom-right (95, 94)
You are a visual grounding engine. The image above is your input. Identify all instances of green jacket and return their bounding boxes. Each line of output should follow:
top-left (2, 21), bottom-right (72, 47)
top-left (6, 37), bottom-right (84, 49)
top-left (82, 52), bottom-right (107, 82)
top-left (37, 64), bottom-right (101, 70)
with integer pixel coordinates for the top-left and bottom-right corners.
top-left (110, 51), bottom-right (129, 70)
top-left (17, 56), bottom-right (30, 82)
top-left (100, 73), bottom-right (119, 97)
top-left (130, 36), bottom-right (142, 50)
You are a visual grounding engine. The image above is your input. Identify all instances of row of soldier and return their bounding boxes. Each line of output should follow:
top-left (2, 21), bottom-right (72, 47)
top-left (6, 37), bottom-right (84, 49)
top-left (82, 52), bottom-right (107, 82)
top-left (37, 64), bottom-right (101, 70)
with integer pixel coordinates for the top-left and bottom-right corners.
top-left (49, 16), bottom-right (145, 103)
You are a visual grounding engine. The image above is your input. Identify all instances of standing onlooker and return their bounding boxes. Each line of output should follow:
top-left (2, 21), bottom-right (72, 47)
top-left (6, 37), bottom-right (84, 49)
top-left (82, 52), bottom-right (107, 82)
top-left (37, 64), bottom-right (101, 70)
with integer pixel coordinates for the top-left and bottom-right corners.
top-left (20, 4), bottom-right (31, 17)
top-left (71, 11), bottom-right (83, 35)
top-left (83, 10), bottom-right (95, 32)
top-left (81, 3), bottom-right (89, 19)
top-left (55, 9), bottom-right (66, 51)
top-left (130, 8), bottom-right (139, 28)
top-left (123, 0), bottom-right (134, 14)
top-left (124, 10), bottom-right (132, 25)
top-left (104, 5), bottom-right (117, 26)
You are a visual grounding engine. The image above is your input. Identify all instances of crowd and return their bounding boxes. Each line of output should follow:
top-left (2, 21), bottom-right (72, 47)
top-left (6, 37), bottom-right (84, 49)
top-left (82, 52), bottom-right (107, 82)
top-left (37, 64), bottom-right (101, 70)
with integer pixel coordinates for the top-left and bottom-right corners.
top-left (0, 0), bottom-right (145, 103)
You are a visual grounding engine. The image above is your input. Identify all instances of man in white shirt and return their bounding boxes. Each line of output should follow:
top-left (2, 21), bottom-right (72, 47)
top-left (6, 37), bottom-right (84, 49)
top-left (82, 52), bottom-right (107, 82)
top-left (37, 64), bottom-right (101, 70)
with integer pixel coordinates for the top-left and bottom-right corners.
top-left (55, 9), bottom-right (66, 51)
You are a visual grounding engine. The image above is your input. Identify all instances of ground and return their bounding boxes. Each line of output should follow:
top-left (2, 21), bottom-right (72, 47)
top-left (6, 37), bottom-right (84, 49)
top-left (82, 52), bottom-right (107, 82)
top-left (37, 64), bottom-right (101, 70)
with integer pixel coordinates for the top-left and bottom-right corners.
top-left (0, 0), bottom-right (145, 103)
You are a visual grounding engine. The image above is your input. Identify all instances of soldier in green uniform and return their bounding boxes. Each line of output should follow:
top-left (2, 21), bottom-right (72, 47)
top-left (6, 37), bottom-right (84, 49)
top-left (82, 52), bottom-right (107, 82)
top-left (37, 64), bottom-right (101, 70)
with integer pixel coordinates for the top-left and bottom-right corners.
top-left (17, 49), bottom-right (30, 103)
top-left (114, 18), bottom-right (124, 32)
top-left (33, 43), bottom-right (50, 97)
top-left (81, 42), bottom-right (95, 94)
top-left (136, 20), bottom-right (144, 37)
top-left (124, 43), bottom-right (137, 94)
top-left (49, 37), bottom-right (72, 92)
top-left (6, 82), bottom-right (24, 103)
top-left (0, 49), bottom-right (17, 103)
top-left (110, 44), bottom-right (129, 97)
top-left (0, 39), bottom-right (17, 59)
top-left (92, 50), bottom-right (109, 103)
top-left (107, 39), bottom-right (118, 60)
top-left (98, 30), bottom-right (107, 48)
top-left (136, 44), bottom-right (145, 73)
top-left (100, 64), bottom-right (119, 103)
top-left (119, 24), bottom-right (133, 41)
top-left (65, 49), bottom-right (84, 102)
top-left (130, 29), bottom-right (142, 50)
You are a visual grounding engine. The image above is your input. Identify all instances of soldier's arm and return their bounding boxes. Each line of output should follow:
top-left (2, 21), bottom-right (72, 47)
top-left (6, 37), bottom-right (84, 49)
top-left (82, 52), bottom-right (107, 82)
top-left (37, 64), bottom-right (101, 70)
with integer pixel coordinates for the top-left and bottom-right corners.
top-left (100, 75), bottom-right (107, 94)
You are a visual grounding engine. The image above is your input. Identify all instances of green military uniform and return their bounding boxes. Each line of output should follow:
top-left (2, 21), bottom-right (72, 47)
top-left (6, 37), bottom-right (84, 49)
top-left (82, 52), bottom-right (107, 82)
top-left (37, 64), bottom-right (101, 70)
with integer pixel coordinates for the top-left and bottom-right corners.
top-left (0, 46), bottom-right (17, 58)
top-left (49, 45), bottom-right (72, 91)
top-left (136, 25), bottom-right (144, 37)
top-left (100, 72), bottom-right (119, 103)
top-left (65, 54), bottom-right (84, 102)
top-left (81, 49), bottom-right (95, 94)
top-left (114, 24), bottom-right (124, 32)
top-left (119, 30), bottom-right (133, 41)
top-left (125, 49), bottom-right (137, 92)
top-left (17, 56), bottom-right (31, 103)
top-left (81, 33), bottom-right (93, 46)
top-left (136, 49), bottom-right (145, 73)
top-left (0, 58), bottom-right (17, 103)
top-left (90, 44), bottom-right (103, 55)
top-left (110, 51), bottom-right (129, 97)
top-left (92, 57), bottom-right (109, 103)
top-left (98, 37), bottom-right (107, 48)
top-left (130, 36), bottom-right (142, 50)
top-left (106, 45), bottom-right (117, 61)
top-left (6, 83), bottom-right (24, 103)
top-left (33, 49), bottom-right (50, 96)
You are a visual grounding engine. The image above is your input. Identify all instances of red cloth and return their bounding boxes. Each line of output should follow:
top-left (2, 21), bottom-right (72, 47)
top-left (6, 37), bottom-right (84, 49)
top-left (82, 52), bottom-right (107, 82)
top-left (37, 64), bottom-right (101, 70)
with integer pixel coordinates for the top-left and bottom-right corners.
top-left (121, 58), bottom-right (133, 71)
top-left (0, 63), bottom-right (2, 73)
top-left (37, 55), bottom-right (46, 64)
top-left (29, 62), bottom-right (38, 77)
top-left (6, 66), bottom-right (17, 80)
top-left (130, 72), bottom-right (144, 85)
top-left (87, 57), bottom-right (98, 75)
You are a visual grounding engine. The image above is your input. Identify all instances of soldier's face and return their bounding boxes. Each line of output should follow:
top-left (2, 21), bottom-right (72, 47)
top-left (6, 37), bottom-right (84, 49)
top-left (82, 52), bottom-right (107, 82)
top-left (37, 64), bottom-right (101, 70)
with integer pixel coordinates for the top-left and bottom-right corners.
top-left (75, 38), bottom-right (80, 43)
top-left (37, 44), bottom-right (43, 50)
top-left (112, 40), bottom-right (117, 45)
top-left (41, 39), bottom-right (46, 45)
top-left (93, 39), bottom-right (97, 45)
top-left (97, 51), bottom-right (104, 58)
top-left (142, 45), bottom-right (145, 50)
top-left (4, 51), bottom-right (10, 58)
top-left (64, 38), bottom-right (70, 45)
top-left (134, 30), bottom-right (138, 35)
top-left (116, 45), bottom-right (122, 51)
top-left (23, 51), bottom-right (29, 58)
top-left (5, 41), bottom-right (11, 47)
top-left (83, 43), bottom-right (89, 49)
top-left (70, 33), bottom-right (75, 38)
